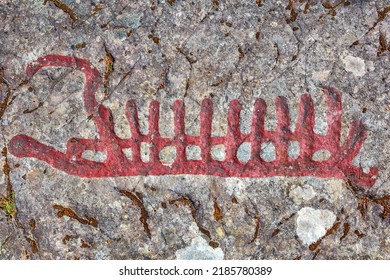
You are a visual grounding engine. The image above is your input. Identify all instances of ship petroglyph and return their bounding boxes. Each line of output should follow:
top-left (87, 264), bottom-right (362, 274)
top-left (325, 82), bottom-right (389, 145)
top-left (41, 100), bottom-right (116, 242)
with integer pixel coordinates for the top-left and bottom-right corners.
top-left (9, 55), bottom-right (377, 186)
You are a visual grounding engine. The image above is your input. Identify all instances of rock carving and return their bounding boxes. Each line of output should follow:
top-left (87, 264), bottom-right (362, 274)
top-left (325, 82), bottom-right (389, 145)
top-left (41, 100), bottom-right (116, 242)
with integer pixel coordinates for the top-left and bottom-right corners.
top-left (9, 55), bottom-right (377, 186)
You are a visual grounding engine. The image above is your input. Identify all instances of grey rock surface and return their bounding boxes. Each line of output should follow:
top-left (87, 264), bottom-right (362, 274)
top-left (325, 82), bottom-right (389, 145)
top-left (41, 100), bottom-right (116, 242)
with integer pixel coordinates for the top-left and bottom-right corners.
top-left (175, 236), bottom-right (224, 260)
top-left (0, 0), bottom-right (389, 259)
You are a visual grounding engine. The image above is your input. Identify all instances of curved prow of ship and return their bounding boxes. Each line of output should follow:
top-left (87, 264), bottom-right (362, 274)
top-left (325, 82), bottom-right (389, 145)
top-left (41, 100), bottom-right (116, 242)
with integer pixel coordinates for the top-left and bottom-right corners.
top-left (10, 54), bottom-right (129, 177)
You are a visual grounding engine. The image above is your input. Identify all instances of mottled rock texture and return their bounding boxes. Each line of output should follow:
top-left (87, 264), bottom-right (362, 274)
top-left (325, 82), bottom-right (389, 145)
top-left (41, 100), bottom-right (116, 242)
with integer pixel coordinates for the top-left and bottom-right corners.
top-left (0, 0), bottom-right (389, 259)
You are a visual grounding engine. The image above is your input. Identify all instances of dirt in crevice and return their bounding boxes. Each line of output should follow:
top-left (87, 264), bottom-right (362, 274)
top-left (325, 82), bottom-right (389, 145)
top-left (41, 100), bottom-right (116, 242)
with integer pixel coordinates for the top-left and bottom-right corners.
top-left (0, 69), bottom-right (14, 121)
top-left (243, 204), bottom-right (263, 244)
top-left (0, 144), bottom-right (40, 256)
top-left (339, 222), bottom-right (350, 241)
top-left (169, 195), bottom-right (219, 247)
top-left (118, 189), bottom-right (151, 239)
top-left (345, 179), bottom-right (390, 221)
top-left (213, 200), bottom-right (223, 221)
top-left (377, 33), bottom-right (389, 56)
top-left (43, 0), bottom-right (78, 22)
top-left (286, 0), bottom-right (298, 23)
top-left (309, 220), bottom-right (341, 251)
top-left (249, 217), bottom-right (261, 243)
top-left (321, 1), bottom-right (348, 17)
top-left (350, 5), bottom-right (390, 47)
top-left (52, 204), bottom-right (98, 228)
top-left (23, 101), bottom-right (44, 114)
top-left (81, 239), bottom-right (92, 248)
top-left (370, 5), bottom-right (390, 31)
top-left (62, 235), bottom-right (75, 245)
top-left (103, 44), bottom-right (115, 99)
top-left (269, 212), bottom-right (296, 240)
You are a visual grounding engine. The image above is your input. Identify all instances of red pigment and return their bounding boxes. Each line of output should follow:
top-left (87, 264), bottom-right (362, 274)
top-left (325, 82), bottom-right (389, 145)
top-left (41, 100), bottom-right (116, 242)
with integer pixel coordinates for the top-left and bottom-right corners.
top-left (9, 55), bottom-right (377, 186)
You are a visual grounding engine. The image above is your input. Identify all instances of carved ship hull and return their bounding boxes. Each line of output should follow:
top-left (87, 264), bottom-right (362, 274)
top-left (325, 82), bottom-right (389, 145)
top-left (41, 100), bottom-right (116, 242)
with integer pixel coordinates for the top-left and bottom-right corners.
top-left (9, 55), bottom-right (377, 187)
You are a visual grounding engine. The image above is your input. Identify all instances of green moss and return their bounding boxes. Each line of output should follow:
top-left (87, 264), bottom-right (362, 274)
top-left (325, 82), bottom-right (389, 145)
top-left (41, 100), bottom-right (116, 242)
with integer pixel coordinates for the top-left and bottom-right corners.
top-left (0, 191), bottom-right (16, 218)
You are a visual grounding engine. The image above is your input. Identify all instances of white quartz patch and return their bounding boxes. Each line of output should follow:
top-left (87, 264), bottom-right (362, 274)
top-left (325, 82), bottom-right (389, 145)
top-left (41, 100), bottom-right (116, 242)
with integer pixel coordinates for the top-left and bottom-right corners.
top-left (175, 236), bottom-right (224, 260)
top-left (341, 55), bottom-right (366, 77)
top-left (289, 185), bottom-right (316, 205)
top-left (296, 207), bottom-right (336, 245)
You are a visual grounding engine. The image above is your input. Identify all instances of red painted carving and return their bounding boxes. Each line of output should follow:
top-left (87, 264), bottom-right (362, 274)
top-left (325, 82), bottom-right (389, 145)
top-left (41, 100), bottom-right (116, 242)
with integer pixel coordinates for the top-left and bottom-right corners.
top-left (9, 55), bottom-right (377, 186)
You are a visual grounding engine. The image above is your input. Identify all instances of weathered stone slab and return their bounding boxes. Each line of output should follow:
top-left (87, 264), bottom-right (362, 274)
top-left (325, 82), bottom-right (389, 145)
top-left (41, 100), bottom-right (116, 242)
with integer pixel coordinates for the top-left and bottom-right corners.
top-left (0, 0), bottom-right (389, 260)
